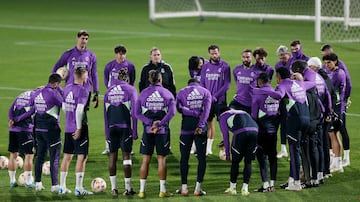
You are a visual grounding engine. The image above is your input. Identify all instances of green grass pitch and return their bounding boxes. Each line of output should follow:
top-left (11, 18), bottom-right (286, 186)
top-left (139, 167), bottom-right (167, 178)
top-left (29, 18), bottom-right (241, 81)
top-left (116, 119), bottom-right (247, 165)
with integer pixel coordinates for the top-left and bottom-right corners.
top-left (0, 0), bottom-right (360, 201)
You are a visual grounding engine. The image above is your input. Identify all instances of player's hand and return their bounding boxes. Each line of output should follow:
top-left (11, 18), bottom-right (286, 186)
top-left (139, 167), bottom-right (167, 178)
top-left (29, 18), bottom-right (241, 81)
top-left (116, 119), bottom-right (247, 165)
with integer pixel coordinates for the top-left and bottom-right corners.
top-left (8, 120), bottom-right (14, 128)
top-left (194, 127), bottom-right (202, 135)
top-left (291, 73), bottom-right (304, 81)
top-left (72, 129), bottom-right (81, 140)
top-left (346, 98), bottom-right (351, 109)
top-left (92, 92), bottom-right (99, 108)
top-left (150, 120), bottom-right (161, 134)
top-left (132, 130), bottom-right (138, 140)
top-left (226, 155), bottom-right (231, 162)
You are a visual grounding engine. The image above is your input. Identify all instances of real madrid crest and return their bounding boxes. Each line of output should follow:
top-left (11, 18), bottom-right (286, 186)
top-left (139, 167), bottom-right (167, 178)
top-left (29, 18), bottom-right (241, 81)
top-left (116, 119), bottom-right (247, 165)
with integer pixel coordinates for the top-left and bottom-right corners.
top-left (161, 68), bottom-right (165, 73)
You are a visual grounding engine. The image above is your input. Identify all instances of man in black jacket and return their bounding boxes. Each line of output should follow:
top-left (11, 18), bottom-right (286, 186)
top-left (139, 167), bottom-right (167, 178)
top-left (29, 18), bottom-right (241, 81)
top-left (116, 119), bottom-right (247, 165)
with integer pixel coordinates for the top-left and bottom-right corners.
top-left (139, 47), bottom-right (176, 97)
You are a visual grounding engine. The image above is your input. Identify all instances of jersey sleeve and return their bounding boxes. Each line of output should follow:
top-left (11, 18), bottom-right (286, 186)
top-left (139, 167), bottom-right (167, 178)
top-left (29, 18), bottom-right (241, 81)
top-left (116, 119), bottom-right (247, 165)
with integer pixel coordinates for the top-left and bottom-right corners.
top-left (90, 54), bottom-right (99, 93)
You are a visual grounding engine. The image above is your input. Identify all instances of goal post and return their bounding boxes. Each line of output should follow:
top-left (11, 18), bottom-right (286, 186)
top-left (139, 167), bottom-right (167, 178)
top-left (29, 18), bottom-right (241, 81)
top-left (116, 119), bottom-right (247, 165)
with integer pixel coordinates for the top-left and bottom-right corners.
top-left (149, 0), bottom-right (360, 42)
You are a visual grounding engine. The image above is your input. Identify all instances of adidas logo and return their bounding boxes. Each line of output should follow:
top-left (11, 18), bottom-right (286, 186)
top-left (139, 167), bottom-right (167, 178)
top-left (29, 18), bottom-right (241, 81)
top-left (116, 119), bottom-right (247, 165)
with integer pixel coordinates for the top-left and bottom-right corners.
top-left (65, 92), bottom-right (75, 104)
top-left (109, 85), bottom-right (124, 95)
top-left (35, 93), bottom-right (45, 104)
top-left (146, 91), bottom-right (164, 102)
top-left (187, 88), bottom-right (203, 100)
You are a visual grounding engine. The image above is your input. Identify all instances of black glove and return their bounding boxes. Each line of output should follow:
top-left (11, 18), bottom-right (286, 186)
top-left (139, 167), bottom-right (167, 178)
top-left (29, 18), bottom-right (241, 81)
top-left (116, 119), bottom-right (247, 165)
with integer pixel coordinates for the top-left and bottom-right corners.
top-left (92, 92), bottom-right (99, 108)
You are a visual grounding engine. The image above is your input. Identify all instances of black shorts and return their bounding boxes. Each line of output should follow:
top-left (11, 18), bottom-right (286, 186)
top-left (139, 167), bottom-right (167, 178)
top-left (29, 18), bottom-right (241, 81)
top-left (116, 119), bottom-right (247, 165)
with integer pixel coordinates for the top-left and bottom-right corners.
top-left (231, 131), bottom-right (257, 162)
top-left (140, 132), bottom-right (170, 156)
top-left (208, 102), bottom-right (227, 122)
top-left (63, 125), bottom-right (89, 155)
top-left (108, 127), bottom-right (132, 153)
top-left (229, 100), bottom-right (251, 114)
top-left (8, 131), bottom-right (34, 154)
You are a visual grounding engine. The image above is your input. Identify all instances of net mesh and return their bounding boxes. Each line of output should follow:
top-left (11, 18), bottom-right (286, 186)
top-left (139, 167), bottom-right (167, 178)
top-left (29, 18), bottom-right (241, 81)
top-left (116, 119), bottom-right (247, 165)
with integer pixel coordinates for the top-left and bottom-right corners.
top-left (153, 0), bottom-right (360, 42)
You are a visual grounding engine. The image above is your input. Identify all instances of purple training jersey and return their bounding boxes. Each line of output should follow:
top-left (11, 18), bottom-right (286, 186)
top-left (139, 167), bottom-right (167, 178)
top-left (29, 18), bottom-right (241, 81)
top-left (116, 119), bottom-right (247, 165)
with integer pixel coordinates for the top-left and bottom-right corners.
top-left (275, 78), bottom-right (315, 108)
top-left (176, 82), bottom-right (212, 134)
top-left (219, 109), bottom-right (258, 156)
top-left (8, 90), bottom-right (36, 132)
top-left (104, 59), bottom-right (136, 87)
top-left (200, 59), bottom-right (231, 104)
top-left (232, 64), bottom-right (258, 107)
top-left (62, 83), bottom-right (89, 133)
top-left (52, 46), bottom-right (99, 93)
top-left (32, 84), bottom-right (63, 130)
top-left (135, 83), bottom-right (176, 133)
top-left (323, 59), bottom-right (351, 100)
top-left (289, 47), bottom-right (309, 65)
top-left (189, 69), bottom-right (202, 82)
top-left (104, 80), bottom-right (138, 138)
top-left (275, 59), bottom-right (293, 72)
top-left (328, 68), bottom-right (346, 113)
top-left (251, 84), bottom-right (281, 134)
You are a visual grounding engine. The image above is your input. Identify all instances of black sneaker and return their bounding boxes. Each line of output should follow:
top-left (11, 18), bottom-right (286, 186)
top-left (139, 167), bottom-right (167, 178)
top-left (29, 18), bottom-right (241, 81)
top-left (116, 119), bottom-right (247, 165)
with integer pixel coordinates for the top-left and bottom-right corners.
top-left (301, 183), bottom-right (312, 189)
top-left (123, 189), bottom-right (136, 196)
top-left (319, 179), bottom-right (324, 184)
top-left (280, 182), bottom-right (288, 189)
top-left (254, 187), bottom-right (269, 192)
top-left (268, 186), bottom-right (275, 192)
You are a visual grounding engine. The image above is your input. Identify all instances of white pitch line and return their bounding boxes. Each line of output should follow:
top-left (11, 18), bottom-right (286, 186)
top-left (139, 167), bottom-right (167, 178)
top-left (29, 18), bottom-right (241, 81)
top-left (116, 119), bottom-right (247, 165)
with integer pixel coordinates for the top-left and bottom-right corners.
top-left (347, 113), bottom-right (360, 117)
top-left (0, 23), bottom-right (281, 42)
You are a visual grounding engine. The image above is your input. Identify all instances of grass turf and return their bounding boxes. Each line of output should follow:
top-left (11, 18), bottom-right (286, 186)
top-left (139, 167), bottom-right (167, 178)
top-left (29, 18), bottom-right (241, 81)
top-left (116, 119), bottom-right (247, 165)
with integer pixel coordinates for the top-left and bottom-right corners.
top-left (0, 0), bottom-right (360, 201)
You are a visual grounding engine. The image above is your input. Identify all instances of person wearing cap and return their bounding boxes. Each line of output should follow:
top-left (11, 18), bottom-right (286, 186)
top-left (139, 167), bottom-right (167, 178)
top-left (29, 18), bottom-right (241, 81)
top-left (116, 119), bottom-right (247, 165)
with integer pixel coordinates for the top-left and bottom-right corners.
top-left (322, 53), bottom-right (347, 173)
top-left (321, 45), bottom-right (352, 167)
top-left (102, 45), bottom-right (136, 155)
top-left (288, 40), bottom-right (309, 65)
top-left (275, 45), bottom-right (292, 71)
top-left (307, 57), bottom-right (334, 180)
top-left (52, 30), bottom-right (99, 109)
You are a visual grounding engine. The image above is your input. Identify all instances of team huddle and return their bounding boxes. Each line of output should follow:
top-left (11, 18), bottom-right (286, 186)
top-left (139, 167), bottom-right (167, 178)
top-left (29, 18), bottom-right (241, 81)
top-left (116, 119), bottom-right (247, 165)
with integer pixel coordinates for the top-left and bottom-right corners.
top-left (6, 30), bottom-right (352, 198)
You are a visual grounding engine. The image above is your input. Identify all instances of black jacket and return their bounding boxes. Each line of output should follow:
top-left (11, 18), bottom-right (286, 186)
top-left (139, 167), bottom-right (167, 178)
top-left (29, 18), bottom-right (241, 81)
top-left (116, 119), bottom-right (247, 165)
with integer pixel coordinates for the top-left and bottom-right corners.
top-left (139, 61), bottom-right (176, 97)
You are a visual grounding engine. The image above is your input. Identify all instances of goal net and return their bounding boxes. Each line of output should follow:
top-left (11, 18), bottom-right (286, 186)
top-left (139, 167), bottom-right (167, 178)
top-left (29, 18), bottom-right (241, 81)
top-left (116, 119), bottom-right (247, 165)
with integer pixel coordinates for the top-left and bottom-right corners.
top-left (149, 0), bottom-right (360, 42)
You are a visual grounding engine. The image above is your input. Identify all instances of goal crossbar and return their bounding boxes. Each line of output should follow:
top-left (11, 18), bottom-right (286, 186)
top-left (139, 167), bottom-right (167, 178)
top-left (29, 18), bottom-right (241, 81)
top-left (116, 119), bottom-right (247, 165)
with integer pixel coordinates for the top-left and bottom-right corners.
top-left (152, 11), bottom-right (360, 23)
